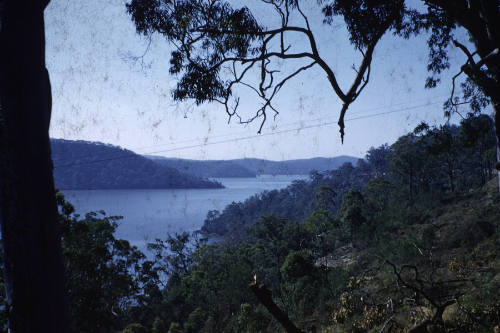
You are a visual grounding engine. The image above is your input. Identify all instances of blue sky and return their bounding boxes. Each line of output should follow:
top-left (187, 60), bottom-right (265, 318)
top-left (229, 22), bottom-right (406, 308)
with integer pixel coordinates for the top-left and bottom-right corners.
top-left (45, 0), bottom-right (477, 161)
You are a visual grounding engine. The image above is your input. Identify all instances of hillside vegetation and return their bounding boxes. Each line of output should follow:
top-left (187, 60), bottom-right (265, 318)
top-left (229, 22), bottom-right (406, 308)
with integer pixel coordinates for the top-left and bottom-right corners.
top-left (1, 115), bottom-right (496, 333)
top-left (147, 157), bottom-right (257, 178)
top-left (230, 157), bottom-right (359, 176)
top-left (201, 115), bottom-right (498, 240)
top-left (51, 139), bottom-right (223, 189)
top-left (146, 156), bottom-right (359, 179)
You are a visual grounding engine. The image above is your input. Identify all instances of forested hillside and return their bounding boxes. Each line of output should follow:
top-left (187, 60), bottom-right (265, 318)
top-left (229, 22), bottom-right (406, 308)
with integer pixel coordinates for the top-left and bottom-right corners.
top-left (231, 156), bottom-right (360, 175)
top-left (145, 156), bottom-right (359, 178)
top-left (201, 162), bottom-right (371, 237)
top-left (2, 115), bottom-right (496, 332)
top-left (202, 115), bottom-right (498, 239)
top-left (51, 139), bottom-right (223, 189)
top-left (147, 157), bottom-right (257, 178)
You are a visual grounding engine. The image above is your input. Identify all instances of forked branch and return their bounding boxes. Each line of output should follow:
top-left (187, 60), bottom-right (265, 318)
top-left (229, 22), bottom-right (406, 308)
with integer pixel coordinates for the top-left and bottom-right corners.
top-left (171, 0), bottom-right (392, 142)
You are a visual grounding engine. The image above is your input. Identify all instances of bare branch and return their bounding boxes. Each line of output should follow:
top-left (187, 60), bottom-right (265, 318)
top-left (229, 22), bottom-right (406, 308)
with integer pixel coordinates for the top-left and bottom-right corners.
top-left (191, 25), bottom-right (348, 101)
top-left (385, 260), bottom-right (439, 308)
top-left (295, 1), bottom-right (312, 32)
top-left (249, 281), bottom-right (304, 333)
top-left (378, 315), bottom-right (395, 333)
top-left (452, 39), bottom-right (498, 99)
top-left (123, 34), bottom-right (153, 70)
top-left (268, 61), bottom-right (317, 101)
top-left (453, 39), bottom-right (476, 65)
top-left (450, 68), bottom-right (463, 104)
top-left (171, 1), bottom-right (393, 142)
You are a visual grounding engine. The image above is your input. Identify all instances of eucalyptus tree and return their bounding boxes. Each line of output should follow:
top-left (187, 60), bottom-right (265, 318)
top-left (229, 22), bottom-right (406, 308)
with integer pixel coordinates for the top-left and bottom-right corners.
top-left (459, 114), bottom-right (497, 183)
top-left (414, 122), bottom-right (461, 192)
top-left (126, 0), bottom-right (500, 187)
top-left (0, 0), bottom-right (70, 332)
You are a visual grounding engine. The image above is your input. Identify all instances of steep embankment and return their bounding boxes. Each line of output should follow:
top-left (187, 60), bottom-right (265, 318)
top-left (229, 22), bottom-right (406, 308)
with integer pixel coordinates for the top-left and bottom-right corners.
top-left (51, 139), bottom-right (223, 190)
top-left (321, 179), bottom-right (500, 333)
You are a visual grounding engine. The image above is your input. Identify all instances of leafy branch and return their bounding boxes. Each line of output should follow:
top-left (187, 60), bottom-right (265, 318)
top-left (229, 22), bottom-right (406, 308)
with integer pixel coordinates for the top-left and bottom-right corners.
top-left (127, 0), bottom-right (400, 141)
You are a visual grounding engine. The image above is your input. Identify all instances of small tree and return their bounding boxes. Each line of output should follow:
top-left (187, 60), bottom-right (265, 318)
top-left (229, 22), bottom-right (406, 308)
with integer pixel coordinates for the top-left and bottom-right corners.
top-left (167, 322), bottom-right (182, 333)
top-left (122, 323), bottom-right (149, 333)
top-left (459, 114), bottom-right (497, 184)
top-left (415, 122), bottom-right (460, 192)
top-left (337, 189), bottom-right (367, 247)
top-left (152, 317), bottom-right (167, 333)
top-left (183, 307), bottom-right (206, 333)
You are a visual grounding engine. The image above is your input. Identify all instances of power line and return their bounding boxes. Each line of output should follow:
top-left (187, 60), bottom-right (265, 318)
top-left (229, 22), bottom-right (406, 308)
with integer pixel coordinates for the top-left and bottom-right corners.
top-left (144, 100), bottom-right (442, 154)
top-left (52, 95), bottom-right (447, 163)
top-left (53, 100), bottom-right (442, 169)
top-left (115, 95), bottom-right (450, 153)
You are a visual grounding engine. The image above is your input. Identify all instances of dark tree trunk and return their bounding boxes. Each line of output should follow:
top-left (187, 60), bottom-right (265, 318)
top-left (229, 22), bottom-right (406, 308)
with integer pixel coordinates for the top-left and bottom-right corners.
top-left (0, 1), bottom-right (70, 332)
top-left (249, 282), bottom-right (304, 333)
top-left (447, 161), bottom-right (454, 192)
top-left (493, 101), bottom-right (500, 190)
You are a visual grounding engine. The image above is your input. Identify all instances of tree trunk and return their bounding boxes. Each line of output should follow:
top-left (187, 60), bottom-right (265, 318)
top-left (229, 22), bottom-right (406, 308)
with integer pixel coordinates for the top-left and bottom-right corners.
top-left (249, 282), bottom-right (304, 333)
top-left (0, 1), bottom-right (71, 332)
top-left (493, 100), bottom-right (500, 193)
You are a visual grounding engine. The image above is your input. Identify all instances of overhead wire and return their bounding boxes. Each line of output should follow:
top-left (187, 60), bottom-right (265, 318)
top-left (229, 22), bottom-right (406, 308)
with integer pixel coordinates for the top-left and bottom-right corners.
top-left (53, 99), bottom-right (444, 169)
top-left (52, 94), bottom-right (448, 163)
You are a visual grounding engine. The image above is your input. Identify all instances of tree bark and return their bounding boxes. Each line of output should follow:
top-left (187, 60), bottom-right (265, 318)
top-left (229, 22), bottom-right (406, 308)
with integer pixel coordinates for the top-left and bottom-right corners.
top-left (493, 101), bottom-right (500, 192)
top-left (0, 1), bottom-right (71, 332)
top-left (249, 282), bottom-right (304, 333)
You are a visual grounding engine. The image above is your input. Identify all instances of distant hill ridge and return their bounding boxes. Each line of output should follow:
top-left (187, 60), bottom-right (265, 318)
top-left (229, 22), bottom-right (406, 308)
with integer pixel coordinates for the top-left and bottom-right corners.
top-left (147, 155), bottom-right (360, 178)
top-left (147, 157), bottom-right (256, 178)
top-left (231, 156), bottom-right (360, 175)
top-left (51, 139), bottom-right (223, 190)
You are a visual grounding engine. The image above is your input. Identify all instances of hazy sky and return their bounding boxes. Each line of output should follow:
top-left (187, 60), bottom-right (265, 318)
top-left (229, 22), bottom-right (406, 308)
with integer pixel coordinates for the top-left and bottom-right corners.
top-left (45, 0), bottom-right (477, 161)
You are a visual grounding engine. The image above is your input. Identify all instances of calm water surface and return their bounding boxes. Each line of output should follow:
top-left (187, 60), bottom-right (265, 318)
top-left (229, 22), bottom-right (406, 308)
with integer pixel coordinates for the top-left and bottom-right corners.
top-left (63, 175), bottom-right (306, 250)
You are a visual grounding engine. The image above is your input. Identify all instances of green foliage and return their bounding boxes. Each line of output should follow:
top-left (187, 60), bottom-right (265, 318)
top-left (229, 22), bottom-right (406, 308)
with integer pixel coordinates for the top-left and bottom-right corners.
top-left (337, 189), bottom-right (367, 245)
top-left (203, 115), bottom-right (496, 242)
top-left (280, 250), bottom-right (315, 280)
top-left (122, 323), bottom-right (149, 333)
top-left (152, 317), bottom-right (166, 333)
top-left (362, 177), bottom-right (396, 212)
top-left (390, 117), bottom-right (497, 199)
top-left (183, 307), bottom-right (206, 333)
top-left (202, 164), bottom-right (370, 237)
top-left (126, 0), bottom-right (498, 144)
top-left (57, 194), bottom-right (151, 333)
top-left (3, 114), bottom-right (498, 333)
top-left (167, 322), bottom-right (182, 333)
top-left (236, 303), bottom-right (272, 333)
top-left (457, 274), bottom-right (500, 332)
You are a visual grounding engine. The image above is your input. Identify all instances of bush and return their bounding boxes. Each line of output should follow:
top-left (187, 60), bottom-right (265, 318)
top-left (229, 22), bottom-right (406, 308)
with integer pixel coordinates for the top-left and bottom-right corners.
top-left (122, 323), bottom-right (149, 333)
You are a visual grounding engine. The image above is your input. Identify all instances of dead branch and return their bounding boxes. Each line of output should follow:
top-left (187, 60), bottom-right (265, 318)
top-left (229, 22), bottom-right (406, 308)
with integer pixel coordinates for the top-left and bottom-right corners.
top-left (385, 259), bottom-right (465, 326)
top-left (249, 281), bottom-right (304, 333)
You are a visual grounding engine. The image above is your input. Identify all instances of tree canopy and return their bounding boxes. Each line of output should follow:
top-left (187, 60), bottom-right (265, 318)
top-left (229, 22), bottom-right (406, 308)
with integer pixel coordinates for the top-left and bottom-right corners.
top-left (126, 0), bottom-right (500, 148)
top-left (201, 113), bottom-right (497, 239)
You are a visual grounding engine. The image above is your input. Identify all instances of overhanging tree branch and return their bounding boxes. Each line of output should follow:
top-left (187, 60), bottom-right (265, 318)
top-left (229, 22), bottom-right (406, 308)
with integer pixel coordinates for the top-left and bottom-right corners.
top-left (127, 0), bottom-right (397, 142)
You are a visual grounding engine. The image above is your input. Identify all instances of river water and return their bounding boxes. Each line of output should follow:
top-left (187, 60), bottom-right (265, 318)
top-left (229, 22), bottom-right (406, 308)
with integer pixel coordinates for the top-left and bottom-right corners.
top-left (62, 175), bottom-right (306, 250)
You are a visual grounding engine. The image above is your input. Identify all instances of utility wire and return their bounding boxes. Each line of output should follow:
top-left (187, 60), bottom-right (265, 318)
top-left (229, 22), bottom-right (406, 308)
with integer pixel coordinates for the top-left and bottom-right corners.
top-left (52, 94), bottom-right (447, 162)
top-left (53, 100), bottom-right (442, 169)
